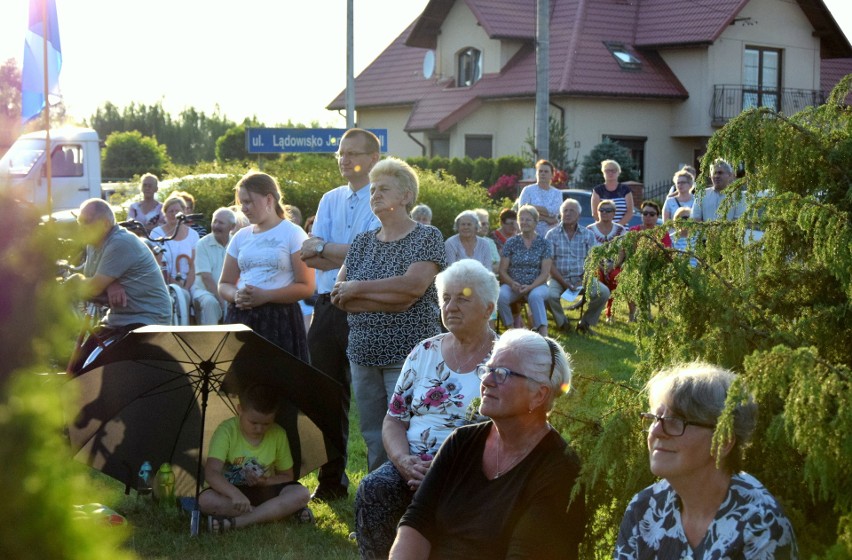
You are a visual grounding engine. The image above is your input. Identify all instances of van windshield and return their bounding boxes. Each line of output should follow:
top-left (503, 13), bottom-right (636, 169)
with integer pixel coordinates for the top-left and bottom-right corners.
top-left (0, 140), bottom-right (45, 176)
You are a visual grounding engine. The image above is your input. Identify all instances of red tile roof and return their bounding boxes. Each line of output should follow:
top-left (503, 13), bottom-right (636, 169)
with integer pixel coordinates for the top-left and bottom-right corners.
top-left (328, 0), bottom-right (851, 131)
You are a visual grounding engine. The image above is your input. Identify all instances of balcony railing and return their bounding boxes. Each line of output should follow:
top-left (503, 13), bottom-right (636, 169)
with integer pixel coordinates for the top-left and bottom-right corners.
top-left (711, 85), bottom-right (826, 126)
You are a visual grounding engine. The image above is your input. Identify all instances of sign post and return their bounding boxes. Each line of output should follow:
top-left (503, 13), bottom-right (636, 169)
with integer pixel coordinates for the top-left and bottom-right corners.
top-left (245, 128), bottom-right (388, 154)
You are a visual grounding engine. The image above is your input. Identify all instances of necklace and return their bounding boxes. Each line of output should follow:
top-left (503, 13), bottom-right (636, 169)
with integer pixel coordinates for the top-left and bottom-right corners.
top-left (448, 332), bottom-right (494, 373)
top-left (494, 424), bottom-right (551, 479)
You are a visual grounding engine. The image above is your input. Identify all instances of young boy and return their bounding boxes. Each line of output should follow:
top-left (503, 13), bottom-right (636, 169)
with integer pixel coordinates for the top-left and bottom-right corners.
top-left (199, 384), bottom-right (312, 532)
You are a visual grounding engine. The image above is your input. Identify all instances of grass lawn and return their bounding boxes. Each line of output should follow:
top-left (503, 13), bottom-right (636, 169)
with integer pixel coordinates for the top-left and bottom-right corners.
top-left (86, 305), bottom-right (640, 559)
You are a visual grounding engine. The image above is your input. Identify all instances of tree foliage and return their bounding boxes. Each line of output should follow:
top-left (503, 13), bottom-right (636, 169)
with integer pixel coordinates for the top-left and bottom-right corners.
top-left (88, 100), bottom-right (235, 164)
top-left (569, 75), bottom-right (852, 558)
top-left (521, 115), bottom-right (579, 174)
top-left (577, 138), bottom-right (640, 188)
top-left (101, 130), bottom-right (171, 179)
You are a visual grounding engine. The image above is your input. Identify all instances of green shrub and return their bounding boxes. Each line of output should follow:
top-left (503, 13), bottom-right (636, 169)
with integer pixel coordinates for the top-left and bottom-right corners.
top-left (415, 169), bottom-right (497, 237)
top-left (471, 157), bottom-right (495, 185)
top-left (427, 156), bottom-right (450, 174)
top-left (577, 138), bottom-right (639, 188)
top-left (490, 155), bottom-right (526, 185)
top-left (447, 157), bottom-right (474, 185)
top-left (101, 131), bottom-right (171, 180)
top-left (215, 125), bottom-right (249, 163)
top-left (406, 156), bottom-right (430, 171)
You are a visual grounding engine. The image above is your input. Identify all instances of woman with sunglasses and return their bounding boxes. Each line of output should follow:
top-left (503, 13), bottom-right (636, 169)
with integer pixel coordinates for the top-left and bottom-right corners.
top-left (588, 199), bottom-right (626, 323)
top-left (390, 329), bottom-right (585, 560)
top-left (614, 363), bottom-right (798, 559)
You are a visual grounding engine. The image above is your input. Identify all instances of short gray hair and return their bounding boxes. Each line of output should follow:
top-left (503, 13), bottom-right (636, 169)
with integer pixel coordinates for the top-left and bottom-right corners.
top-left (560, 198), bottom-right (581, 217)
top-left (517, 204), bottom-right (539, 223)
top-left (453, 210), bottom-right (480, 231)
top-left (213, 207), bottom-right (237, 226)
top-left (435, 259), bottom-right (499, 308)
top-left (710, 158), bottom-right (733, 175)
top-left (646, 362), bottom-right (757, 473)
top-left (492, 329), bottom-right (572, 412)
top-left (411, 204), bottom-right (432, 221)
top-left (370, 157), bottom-right (419, 212)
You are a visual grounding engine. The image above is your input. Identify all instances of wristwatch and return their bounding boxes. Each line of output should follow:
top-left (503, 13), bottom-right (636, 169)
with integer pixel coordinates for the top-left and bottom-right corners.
top-left (316, 242), bottom-right (325, 257)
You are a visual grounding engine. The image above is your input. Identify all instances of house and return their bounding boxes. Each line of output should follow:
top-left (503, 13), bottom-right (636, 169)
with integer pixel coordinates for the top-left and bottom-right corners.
top-left (327, 0), bottom-right (851, 186)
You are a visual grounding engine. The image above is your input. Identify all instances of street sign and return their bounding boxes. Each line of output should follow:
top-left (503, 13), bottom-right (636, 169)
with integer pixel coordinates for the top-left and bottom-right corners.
top-left (245, 128), bottom-right (388, 154)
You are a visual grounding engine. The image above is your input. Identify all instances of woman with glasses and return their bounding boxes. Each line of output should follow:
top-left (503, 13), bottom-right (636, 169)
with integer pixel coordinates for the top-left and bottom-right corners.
top-left (353, 259), bottom-right (496, 560)
top-left (591, 159), bottom-right (634, 226)
top-left (663, 169), bottom-right (696, 222)
top-left (614, 363), bottom-right (798, 559)
top-left (390, 329), bottom-right (585, 559)
top-left (588, 199), bottom-right (626, 323)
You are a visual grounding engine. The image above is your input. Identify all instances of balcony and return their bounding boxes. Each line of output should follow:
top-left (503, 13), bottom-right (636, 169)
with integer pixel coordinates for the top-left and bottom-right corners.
top-left (711, 84), bottom-right (826, 126)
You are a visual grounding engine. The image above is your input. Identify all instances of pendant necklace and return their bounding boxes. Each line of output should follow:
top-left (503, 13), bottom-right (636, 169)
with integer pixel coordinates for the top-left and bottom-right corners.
top-left (494, 424), bottom-right (551, 479)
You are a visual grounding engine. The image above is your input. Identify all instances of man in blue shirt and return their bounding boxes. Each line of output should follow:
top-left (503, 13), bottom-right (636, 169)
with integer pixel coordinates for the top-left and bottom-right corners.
top-left (301, 128), bottom-right (381, 501)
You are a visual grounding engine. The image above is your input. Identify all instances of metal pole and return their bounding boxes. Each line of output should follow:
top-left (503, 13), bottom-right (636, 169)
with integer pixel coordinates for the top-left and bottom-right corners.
top-left (345, 0), bottom-right (355, 129)
top-left (535, 0), bottom-right (550, 162)
top-left (42, 0), bottom-right (53, 215)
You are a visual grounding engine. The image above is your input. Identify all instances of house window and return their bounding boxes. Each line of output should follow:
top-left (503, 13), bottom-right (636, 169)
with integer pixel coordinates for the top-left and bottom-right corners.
top-left (602, 135), bottom-right (646, 182)
top-left (743, 47), bottom-right (781, 111)
top-left (430, 136), bottom-right (450, 158)
top-left (465, 135), bottom-right (492, 159)
top-left (604, 42), bottom-right (641, 70)
top-left (457, 47), bottom-right (482, 87)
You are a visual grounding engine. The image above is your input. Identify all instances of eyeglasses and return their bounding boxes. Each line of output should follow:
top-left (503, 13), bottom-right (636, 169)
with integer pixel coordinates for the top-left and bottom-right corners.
top-left (477, 365), bottom-right (538, 384)
top-left (599, 208), bottom-right (616, 214)
top-left (335, 151), bottom-right (370, 160)
top-left (604, 168), bottom-right (618, 173)
top-left (642, 211), bottom-right (658, 217)
top-left (640, 412), bottom-right (715, 437)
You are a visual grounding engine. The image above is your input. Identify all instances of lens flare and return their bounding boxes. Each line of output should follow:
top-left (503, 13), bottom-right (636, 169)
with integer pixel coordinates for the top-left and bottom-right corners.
top-left (560, 382), bottom-right (571, 394)
top-left (463, 287), bottom-right (472, 297)
top-left (354, 164), bottom-right (362, 172)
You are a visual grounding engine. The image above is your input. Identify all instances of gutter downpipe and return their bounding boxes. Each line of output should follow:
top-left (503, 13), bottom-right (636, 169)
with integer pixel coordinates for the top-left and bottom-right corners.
top-left (407, 131), bottom-right (427, 157)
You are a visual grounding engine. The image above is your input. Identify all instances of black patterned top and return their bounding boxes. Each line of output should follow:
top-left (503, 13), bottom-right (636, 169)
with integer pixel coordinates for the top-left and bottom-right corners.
top-left (501, 234), bottom-right (553, 286)
top-left (614, 473), bottom-right (798, 559)
top-left (344, 223), bottom-right (446, 367)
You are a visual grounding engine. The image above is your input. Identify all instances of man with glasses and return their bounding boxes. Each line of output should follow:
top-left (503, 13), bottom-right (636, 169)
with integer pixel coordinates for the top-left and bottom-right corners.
top-left (300, 128), bottom-right (381, 502)
top-left (545, 198), bottom-right (610, 334)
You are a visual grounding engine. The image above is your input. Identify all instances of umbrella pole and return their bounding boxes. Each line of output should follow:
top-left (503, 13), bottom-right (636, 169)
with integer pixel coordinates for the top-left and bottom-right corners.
top-left (191, 361), bottom-right (213, 537)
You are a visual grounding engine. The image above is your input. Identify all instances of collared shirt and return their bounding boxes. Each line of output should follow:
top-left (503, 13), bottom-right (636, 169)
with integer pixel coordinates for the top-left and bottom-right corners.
top-left (692, 187), bottom-right (747, 222)
top-left (311, 183), bottom-right (380, 294)
top-left (545, 224), bottom-right (599, 282)
top-left (192, 232), bottom-right (228, 296)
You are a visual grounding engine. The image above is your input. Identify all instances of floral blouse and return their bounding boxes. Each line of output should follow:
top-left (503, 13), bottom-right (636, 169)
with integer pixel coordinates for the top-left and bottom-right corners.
top-left (500, 234), bottom-right (552, 286)
top-left (388, 333), bottom-right (491, 460)
top-left (614, 473), bottom-right (798, 559)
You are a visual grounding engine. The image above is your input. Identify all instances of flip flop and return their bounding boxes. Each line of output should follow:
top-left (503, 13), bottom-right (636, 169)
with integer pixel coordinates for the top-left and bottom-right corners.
top-left (207, 515), bottom-right (237, 533)
top-left (294, 507), bottom-right (315, 524)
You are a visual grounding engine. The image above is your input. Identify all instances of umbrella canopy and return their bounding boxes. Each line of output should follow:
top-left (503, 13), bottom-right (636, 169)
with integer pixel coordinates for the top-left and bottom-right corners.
top-left (65, 324), bottom-right (344, 499)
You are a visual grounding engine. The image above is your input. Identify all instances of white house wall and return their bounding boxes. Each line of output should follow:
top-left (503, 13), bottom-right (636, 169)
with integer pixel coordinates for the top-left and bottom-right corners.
top-left (438, 1), bottom-right (501, 76)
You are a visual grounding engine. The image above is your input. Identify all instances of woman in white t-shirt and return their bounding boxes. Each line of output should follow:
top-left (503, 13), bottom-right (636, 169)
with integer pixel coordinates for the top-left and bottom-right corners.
top-left (219, 171), bottom-right (316, 358)
top-left (150, 194), bottom-right (199, 290)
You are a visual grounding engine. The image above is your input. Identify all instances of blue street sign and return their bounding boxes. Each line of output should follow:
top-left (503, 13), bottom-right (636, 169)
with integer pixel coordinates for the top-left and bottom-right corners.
top-left (245, 128), bottom-right (388, 154)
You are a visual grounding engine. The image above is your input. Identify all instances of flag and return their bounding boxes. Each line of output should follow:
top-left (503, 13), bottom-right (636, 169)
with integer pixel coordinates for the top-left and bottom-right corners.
top-left (21, 0), bottom-right (62, 123)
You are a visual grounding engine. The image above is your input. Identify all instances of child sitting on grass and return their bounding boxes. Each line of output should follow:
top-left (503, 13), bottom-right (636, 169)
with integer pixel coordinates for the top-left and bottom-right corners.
top-left (199, 384), bottom-right (313, 532)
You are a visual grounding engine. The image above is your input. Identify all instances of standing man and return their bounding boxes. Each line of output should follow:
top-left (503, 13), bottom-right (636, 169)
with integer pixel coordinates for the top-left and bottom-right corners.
top-left (301, 128), bottom-right (381, 502)
top-left (691, 158), bottom-right (746, 222)
top-left (544, 198), bottom-right (610, 335)
top-left (192, 207), bottom-right (237, 325)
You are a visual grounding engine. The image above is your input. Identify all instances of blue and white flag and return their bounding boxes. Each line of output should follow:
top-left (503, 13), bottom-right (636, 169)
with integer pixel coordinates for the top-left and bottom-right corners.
top-left (21, 0), bottom-right (62, 123)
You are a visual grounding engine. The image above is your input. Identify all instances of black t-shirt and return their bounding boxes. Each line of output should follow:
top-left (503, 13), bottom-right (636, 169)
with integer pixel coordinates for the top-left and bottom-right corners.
top-left (399, 421), bottom-right (586, 559)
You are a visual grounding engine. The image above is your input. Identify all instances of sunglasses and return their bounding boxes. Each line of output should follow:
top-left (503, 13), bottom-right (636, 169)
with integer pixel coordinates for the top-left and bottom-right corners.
top-left (599, 208), bottom-right (616, 214)
top-left (642, 211), bottom-right (658, 217)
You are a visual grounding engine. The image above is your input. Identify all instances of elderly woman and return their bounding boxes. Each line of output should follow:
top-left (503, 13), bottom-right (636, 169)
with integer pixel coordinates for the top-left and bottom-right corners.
top-left (219, 171), bottom-right (315, 358)
top-left (517, 159), bottom-right (562, 237)
top-left (615, 363), bottom-right (798, 558)
top-left (390, 329), bottom-right (585, 559)
top-left (663, 169), bottom-right (695, 222)
top-left (410, 204), bottom-right (432, 225)
top-left (444, 210), bottom-right (496, 271)
top-left (354, 259), bottom-right (497, 559)
top-left (150, 193), bottom-right (199, 290)
top-left (128, 173), bottom-right (166, 233)
top-left (591, 159), bottom-right (634, 226)
top-left (588, 199), bottom-right (627, 323)
top-left (331, 158), bottom-right (446, 472)
top-left (497, 204), bottom-right (553, 335)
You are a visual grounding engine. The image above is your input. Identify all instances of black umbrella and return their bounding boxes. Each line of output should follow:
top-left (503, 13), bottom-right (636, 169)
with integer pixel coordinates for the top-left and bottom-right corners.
top-left (65, 324), bottom-right (344, 534)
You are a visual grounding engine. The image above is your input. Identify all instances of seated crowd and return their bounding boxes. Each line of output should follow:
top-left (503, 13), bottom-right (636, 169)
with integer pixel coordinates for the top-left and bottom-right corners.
top-left (69, 137), bottom-right (794, 558)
